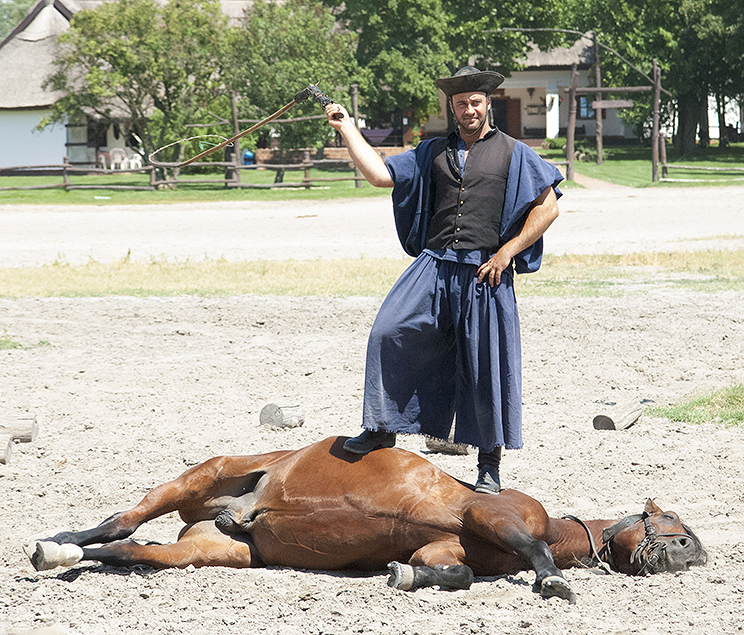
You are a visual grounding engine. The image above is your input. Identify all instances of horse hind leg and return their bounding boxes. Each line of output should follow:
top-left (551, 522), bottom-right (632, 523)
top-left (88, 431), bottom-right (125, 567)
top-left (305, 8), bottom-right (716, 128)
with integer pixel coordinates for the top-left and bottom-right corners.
top-left (463, 502), bottom-right (577, 604)
top-left (387, 540), bottom-right (474, 591)
top-left (29, 455), bottom-right (277, 550)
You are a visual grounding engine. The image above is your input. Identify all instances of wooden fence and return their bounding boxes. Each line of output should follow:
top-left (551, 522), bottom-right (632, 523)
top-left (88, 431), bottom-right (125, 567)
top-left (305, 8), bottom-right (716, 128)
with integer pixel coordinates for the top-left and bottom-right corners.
top-left (657, 134), bottom-right (744, 183)
top-left (0, 151), bottom-right (362, 191)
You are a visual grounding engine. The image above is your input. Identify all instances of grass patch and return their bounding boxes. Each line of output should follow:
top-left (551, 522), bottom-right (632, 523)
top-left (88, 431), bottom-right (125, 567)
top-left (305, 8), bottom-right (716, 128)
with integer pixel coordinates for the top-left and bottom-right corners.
top-left (0, 250), bottom-right (742, 298)
top-left (0, 168), bottom-right (384, 206)
top-left (0, 256), bottom-right (414, 298)
top-left (0, 332), bottom-right (24, 349)
top-left (515, 249), bottom-right (744, 296)
top-left (2, 142), bottom-right (744, 202)
top-left (647, 384), bottom-right (744, 427)
top-left (539, 142), bottom-right (744, 188)
top-left (0, 330), bottom-right (50, 350)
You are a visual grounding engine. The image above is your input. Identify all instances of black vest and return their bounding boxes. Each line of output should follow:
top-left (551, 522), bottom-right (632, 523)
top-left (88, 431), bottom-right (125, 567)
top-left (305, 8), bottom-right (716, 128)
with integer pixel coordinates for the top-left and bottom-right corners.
top-left (426, 129), bottom-right (516, 252)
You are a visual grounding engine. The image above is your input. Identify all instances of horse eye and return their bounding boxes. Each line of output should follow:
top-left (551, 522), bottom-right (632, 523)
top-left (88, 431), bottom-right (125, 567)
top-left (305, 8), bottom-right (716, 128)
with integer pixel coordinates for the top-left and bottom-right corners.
top-left (661, 513), bottom-right (675, 521)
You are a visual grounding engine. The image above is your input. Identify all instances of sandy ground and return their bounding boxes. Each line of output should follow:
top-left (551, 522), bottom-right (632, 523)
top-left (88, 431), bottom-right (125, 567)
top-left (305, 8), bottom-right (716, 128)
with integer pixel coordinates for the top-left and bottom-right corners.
top-left (1, 185), bottom-right (744, 634)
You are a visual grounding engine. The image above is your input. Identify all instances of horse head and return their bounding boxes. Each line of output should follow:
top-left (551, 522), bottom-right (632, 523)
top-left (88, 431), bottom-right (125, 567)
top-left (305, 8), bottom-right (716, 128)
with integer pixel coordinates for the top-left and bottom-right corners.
top-left (601, 499), bottom-right (708, 575)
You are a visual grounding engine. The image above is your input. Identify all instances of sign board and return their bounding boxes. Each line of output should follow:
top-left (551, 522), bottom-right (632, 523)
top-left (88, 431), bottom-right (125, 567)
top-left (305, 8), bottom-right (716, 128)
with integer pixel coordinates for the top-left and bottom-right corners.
top-left (592, 100), bottom-right (634, 109)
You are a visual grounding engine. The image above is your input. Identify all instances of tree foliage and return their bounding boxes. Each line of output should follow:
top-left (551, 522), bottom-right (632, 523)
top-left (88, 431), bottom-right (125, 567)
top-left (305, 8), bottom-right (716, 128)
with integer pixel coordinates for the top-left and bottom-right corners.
top-left (561, 0), bottom-right (744, 155)
top-left (324, 0), bottom-right (564, 124)
top-left (228, 0), bottom-right (360, 152)
top-left (0, 0), bottom-right (34, 40)
top-left (43, 0), bottom-right (230, 163)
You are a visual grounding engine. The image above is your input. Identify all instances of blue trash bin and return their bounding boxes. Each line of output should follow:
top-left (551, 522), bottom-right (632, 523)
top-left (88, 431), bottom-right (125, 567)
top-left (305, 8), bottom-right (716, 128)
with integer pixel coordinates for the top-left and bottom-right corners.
top-left (243, 150), bottom-right (255, 165)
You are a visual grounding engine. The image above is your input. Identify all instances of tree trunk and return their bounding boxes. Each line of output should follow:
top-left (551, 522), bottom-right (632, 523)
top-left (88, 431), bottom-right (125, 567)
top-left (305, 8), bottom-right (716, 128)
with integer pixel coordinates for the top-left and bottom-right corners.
top-left (675, 94), bottom-right (701, 157)
top-left (716, 93), bottom-right (729, 149)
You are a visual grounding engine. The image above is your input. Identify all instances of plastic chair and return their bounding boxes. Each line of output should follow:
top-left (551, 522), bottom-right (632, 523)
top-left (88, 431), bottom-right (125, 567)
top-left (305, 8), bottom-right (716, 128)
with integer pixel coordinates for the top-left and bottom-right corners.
top-left (126, 149), bottom-right (143, 169)
top-left (96, 151), bottom-right (110, 170)
top-left (109, 147), bottom-right (129, 170)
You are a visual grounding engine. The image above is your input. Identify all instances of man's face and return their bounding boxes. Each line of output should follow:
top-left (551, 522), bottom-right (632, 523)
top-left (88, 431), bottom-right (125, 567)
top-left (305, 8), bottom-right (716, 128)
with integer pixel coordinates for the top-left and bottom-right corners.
top-left (450, 91), bottom-right (490, 135)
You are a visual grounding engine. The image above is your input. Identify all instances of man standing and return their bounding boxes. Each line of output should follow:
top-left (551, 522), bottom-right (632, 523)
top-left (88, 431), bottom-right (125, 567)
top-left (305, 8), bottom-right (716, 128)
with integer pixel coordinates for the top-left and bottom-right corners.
top-left (325, 66), bottom-right (562, 493)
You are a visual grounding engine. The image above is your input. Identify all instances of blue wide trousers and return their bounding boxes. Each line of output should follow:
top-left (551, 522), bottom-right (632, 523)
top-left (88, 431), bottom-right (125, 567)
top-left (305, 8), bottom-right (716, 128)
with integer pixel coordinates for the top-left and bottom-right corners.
top-left (362, 250), bottom-right (523, 451)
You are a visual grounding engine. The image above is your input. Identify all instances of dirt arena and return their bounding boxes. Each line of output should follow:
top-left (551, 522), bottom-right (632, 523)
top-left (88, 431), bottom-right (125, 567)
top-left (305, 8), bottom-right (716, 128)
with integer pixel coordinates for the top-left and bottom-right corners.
top-left (1, 186), bottom-right (743, 634)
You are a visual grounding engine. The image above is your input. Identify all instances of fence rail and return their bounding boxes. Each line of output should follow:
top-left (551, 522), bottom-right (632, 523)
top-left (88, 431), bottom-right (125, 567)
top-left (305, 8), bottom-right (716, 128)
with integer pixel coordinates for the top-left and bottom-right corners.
top-left (0, 153), bottom-right (360, 191)
top-left (657, 134), bottom-right (744, 183)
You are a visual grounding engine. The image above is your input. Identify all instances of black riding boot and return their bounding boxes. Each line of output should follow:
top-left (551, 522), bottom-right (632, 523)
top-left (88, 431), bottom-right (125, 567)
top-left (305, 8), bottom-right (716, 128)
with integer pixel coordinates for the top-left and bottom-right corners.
top-left (475, 446), bottom-right (502, 494)
top-left (343, 429), bottom-right (396, 455)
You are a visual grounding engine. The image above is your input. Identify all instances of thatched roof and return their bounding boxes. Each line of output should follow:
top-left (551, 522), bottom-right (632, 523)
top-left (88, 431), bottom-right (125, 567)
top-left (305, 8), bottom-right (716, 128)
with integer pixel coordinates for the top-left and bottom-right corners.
top-left (0, 0), bottom-right (72, 109)
top-left (521, 33), bottom-right (595, 70)
top-left (0, 0), bottom-right (253, 111)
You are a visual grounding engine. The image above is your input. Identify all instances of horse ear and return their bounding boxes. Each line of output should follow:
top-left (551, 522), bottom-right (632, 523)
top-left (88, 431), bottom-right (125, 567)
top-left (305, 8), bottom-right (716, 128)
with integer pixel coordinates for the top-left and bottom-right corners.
top-left (644, 498), bottom-right (663, 514)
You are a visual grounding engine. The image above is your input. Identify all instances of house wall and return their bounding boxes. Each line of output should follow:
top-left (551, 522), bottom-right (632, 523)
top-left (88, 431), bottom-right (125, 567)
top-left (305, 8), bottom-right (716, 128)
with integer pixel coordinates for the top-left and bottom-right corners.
top-left (704, 95), bottom-right (742, 141)
top-left (0, 109), bottom-right (67, 167)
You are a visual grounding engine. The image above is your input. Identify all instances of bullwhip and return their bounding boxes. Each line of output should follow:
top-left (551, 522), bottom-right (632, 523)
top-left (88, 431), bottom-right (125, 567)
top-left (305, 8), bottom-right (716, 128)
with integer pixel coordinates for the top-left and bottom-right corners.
top-left (148, 84), bottom-right (336, 169)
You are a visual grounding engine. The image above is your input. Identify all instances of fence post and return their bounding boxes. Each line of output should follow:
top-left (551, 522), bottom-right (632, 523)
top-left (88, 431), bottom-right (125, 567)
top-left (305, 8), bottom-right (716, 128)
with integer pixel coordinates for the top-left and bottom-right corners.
top-left (566, 64), bottom-right (578, 182)
top-left (659, 133), bottom-right (668, 179)
top-left (651, 59), bottom-right (661, 182)
top-left (303, 149), bottom-right (311, 189)
top-left (351, 83), bottom-right (362, 188)
top-left (230, 91), bottom-right (241, 187)
top-left (593, 31), bottom-right (603, 166)
top-left (63, 156), bottom-right (71, 190)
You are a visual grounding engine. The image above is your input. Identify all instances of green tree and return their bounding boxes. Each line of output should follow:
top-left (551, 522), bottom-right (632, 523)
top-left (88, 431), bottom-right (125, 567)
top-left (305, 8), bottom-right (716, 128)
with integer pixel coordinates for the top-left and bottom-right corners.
top-left (323, 0), bottom-right (563, 126)
top-left (0, 0), bottom-right (34, 40)
top-left (562, 0), bottom-right (744, 155)
top-left (228, 0), bottom-right (361, 153)
top-left (43, 0), bottom-right (230, 166)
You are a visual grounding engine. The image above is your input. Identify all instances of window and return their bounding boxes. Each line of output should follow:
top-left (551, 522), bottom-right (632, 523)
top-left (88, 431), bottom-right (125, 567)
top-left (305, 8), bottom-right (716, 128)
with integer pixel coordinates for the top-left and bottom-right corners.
top-left (577, 96), bottom-right (594, 119)
top-left (86, 120), bottom-right (108, 148)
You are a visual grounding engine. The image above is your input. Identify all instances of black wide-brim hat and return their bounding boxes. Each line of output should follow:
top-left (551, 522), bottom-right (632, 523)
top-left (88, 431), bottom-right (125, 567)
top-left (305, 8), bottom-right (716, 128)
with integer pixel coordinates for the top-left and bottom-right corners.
top-left (435, 66), bottom-right (505, 97)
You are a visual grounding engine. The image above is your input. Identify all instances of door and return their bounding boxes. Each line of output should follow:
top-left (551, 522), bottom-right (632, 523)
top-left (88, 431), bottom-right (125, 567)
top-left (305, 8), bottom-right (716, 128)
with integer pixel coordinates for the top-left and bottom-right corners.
top-left (490, 98), bottom-right (521, 139)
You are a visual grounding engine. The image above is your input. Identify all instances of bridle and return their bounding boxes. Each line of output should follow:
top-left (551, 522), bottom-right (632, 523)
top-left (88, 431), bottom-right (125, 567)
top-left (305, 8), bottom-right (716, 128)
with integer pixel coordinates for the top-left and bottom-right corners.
top-left (627, 511), bottom-right (694, 575)
top-left (564, 511), bottom-right (695, 576)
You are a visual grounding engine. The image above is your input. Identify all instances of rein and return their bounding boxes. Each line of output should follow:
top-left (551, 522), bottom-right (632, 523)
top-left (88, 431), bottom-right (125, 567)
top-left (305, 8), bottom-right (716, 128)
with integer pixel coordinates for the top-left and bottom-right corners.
top-left (562, 514), bottom-right (614, 574)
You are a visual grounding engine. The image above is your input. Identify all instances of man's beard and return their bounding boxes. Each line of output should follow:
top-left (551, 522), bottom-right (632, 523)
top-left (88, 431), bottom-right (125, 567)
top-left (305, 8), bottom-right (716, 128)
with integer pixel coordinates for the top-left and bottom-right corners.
top-left (455, 112), bottom-right (488, 137)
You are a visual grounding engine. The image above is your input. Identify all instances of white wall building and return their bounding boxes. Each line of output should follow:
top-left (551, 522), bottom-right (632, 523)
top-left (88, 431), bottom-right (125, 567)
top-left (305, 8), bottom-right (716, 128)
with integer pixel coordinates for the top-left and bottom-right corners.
top-left (0, 0), bottom-right (253, 169)
top-left (423, 35), bottom-right (639, 144)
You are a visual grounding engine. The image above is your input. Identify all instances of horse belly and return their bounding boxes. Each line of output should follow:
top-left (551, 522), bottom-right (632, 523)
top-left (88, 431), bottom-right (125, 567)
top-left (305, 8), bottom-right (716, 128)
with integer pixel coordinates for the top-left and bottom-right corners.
top-left (249, 507), bottom-right (451, 571)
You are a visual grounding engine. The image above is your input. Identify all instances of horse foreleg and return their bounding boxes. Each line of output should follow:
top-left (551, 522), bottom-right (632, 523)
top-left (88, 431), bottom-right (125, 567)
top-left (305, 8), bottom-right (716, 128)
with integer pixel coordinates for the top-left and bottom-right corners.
top-left (32, 521), bottom-right (258, 571)
top-left (387, 540), bottom-right (474, 591)
top-left (464, 499), bottom-right (577, 604)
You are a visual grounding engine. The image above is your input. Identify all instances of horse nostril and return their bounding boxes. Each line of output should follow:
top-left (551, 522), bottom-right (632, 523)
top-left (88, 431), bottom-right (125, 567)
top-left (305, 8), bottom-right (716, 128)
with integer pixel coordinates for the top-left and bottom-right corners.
top-left (676, 537), bottom-right (691, 548)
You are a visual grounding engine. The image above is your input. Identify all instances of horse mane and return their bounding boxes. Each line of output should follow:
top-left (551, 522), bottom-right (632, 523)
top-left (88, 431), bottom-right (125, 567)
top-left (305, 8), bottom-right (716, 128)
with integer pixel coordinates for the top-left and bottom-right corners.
top-left (682, 522), bottom-right (709, 566)
top-left (601, 513), bottom-right (643, 543)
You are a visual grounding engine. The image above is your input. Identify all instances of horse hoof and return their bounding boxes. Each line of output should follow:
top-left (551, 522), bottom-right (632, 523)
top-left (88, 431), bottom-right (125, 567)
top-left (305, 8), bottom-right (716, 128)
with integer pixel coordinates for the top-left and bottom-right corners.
top-left (540, 575), bottom-right (577, 604)
top-left (27, 541), bottom-right (83, 571)
top-left (387, 561), bottom-right (415, 591)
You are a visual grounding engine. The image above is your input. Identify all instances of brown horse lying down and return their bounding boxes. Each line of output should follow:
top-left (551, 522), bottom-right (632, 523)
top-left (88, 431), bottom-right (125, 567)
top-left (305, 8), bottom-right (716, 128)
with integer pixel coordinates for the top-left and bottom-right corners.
top-left (26, 436), bottom-right (707, 603)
